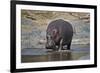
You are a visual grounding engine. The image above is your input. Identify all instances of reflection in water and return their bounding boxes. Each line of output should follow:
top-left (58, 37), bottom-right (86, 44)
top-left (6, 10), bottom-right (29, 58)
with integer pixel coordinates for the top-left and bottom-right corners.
top-left (47, 51), bottom-right (72, 61)
top-left (22, 51), bottom-right (72, 63)
top-left (21, 50), bottom-right (89, 63)
top-left (21, 44), bottom-right (90, 63)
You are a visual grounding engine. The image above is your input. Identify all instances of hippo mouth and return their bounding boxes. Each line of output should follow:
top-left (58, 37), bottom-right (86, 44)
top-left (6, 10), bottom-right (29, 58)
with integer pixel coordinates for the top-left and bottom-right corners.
top-left (46, 45), bottom-right (55, 49)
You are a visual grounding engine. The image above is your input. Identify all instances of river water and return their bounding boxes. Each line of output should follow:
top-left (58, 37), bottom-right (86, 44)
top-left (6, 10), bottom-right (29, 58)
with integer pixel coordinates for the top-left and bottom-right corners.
top-left (21, 44), bottom-right (90, 63)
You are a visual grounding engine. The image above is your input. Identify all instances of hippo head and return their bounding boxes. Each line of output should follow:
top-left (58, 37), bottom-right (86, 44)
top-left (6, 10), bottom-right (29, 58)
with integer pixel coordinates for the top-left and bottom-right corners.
top-left (46, 29), bottom-right (59, 49)
top-left (45, 29), bottom-right (58, 49)
top-left (46, 34), bottom-right (56, 49)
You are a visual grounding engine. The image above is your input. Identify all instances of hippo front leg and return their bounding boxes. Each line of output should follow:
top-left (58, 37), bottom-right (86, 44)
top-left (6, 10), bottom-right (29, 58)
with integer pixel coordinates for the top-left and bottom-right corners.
top-left (59, 39), bottom-right (63, 51)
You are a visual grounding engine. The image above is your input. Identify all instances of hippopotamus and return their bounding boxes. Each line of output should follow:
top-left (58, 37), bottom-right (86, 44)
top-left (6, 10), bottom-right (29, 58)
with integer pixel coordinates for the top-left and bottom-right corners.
top-left (45, 19), bottom-right (73, 51)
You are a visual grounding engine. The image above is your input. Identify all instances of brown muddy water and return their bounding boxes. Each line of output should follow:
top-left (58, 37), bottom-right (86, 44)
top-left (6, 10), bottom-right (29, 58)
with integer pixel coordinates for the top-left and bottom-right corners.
top-left (21, 44), bottom-right (90, 63)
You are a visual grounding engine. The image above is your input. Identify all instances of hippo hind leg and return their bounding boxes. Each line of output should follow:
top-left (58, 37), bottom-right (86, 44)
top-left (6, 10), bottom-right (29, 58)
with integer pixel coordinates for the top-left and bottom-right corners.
top-left (67, 40), bottom-right (72, 50)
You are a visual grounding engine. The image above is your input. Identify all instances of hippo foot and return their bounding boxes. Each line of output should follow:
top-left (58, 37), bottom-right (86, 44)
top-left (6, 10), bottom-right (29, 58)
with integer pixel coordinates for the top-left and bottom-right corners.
top-left (61, 48), bottom-right (71, 50)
